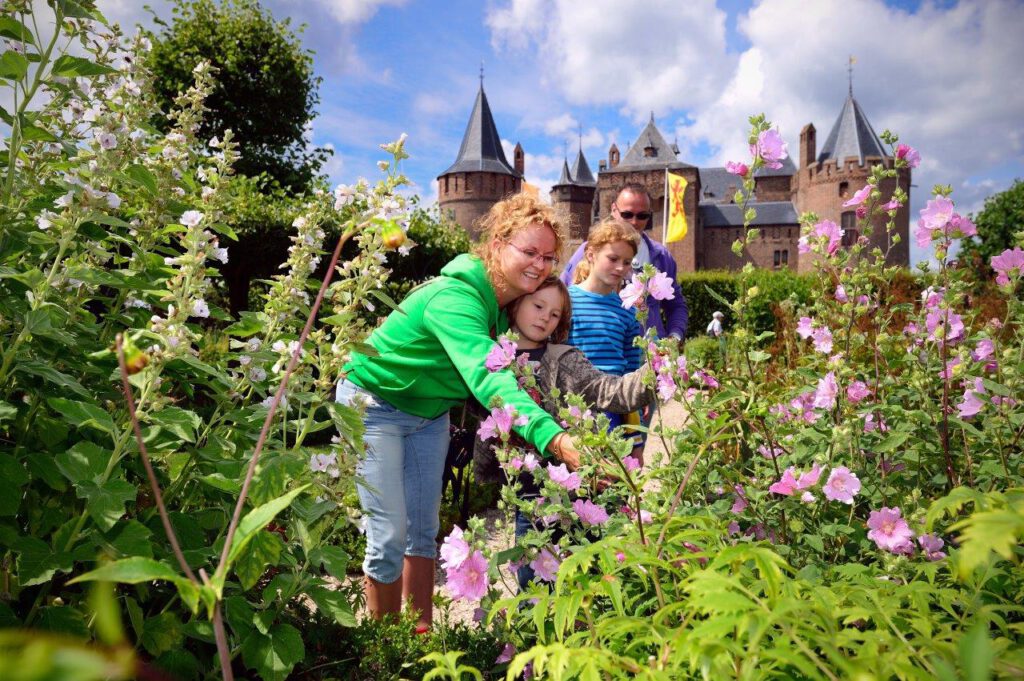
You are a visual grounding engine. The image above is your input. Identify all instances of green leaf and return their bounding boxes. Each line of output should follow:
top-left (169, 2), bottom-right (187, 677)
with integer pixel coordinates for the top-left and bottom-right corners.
top-left (0, 454), bottom-right (29, 516)
top-left (19, 120), bottom-right (59, 142)
top-left (0, 400), bottom-right (17, 422)
top-left (36, 606), bottom-right (90, 638)
top-left (226, 485), bottom-right (309, 569)
top-left (311, 546), bottom-right (350, 578)
top-left (15, 536), bottom-right (73, 586)
top-left (84, 211), bottom-right (132, 228)
top-left (307, 585), bottom-right (357, 627)
top-left (327, 402), bottom-right (365, 455)
top-left (234, 530), bottom-right (283, 590)
top-left (55, 440), bottom-right (108, 484)
top-left (47, 397), bottom-right (114, 434)
top-left (0, 50), bottom-right (29, 80)
top-left (51, 54), bottom-right (117, 77)
top-left (141, 612), bottom-right (185, 658)
top-left (872, 430), bottom-right (911, 453)
top-left (70, 557), bottom-right (185, 586)
top-left (16, 360), bottom-right (90, 398)
top-left (125, 164), bottom-right (158, 195)
top-left (241, 623), bottom-right (305, 681)
top-left (149, 406), bottom-right (201, 443)
top-left (106, 520), bottom-right (154, 559)
top-left (224, 311), bottom-right (265, 337)
top-left (747, 350), bottom-right (771, 363)
top-left (960, 622), bottom-right (994, 681)
top-left (76, 478), bottom-right (137, 531)
top-left (0, 18), bottom-right (36, 45)
top-left (952, 507), bottom-right (1024, 577)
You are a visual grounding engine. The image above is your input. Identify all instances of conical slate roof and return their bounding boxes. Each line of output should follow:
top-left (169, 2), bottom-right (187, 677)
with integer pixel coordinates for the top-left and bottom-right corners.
top-left (615, 113), bottom-right (693, 171)
top-left (555, 158), bottom-right (573, 186)
top-left (570, 148), bottom-right (596, 186)
top-left (440, 84), bottom-right (520, 177)
top-left (817, 95), bottom-right (887, 165)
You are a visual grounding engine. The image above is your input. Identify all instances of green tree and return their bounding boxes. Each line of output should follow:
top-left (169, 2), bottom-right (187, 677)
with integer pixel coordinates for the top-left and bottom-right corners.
top-left (960, 178), bottom-right (1024, 263)
top-left (147, 0), bottom-right (328, 193)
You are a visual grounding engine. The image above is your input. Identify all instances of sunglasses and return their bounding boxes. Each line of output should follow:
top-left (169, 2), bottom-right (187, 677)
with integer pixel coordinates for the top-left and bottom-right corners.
top-left (617, 211), bottom-right (652, 221)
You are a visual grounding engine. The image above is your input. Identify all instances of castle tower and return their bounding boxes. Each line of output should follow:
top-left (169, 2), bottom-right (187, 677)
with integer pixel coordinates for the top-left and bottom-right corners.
top-left (596, 114), bottom-right (700, 272)
top-left (550, 144), bottom-right (597, 252)
top-left (437, 80), bottom-right (522, 238)
top-left (793, 90), bottom-right (910, 272)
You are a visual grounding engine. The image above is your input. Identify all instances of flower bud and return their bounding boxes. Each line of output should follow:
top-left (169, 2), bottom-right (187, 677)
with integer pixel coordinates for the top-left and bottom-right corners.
top-left (380, 222), bottom-right (406, 250)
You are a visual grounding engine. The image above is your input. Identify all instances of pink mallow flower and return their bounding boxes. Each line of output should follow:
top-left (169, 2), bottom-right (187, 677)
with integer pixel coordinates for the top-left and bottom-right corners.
top-left (925, 309), bottom-right (965, 344)
top-left (656, 372), bottom-right (677, 400)
top-left (811, 326), bottom-right (833, 354)
top-left (440, 526), bottom-right (471, 569)
top-left (446, 549), bottom-right (490, 601)
top-left (972, 339), bottom-right (995, 362)
top-left (796, 316), bottom-right (815, 339)
top-left (895, 143), bottom-right (921, 169)
top-left (751, 128), bottom-right (788, 170)
top-left (799, 220), bottom-right (844, 256)
top-left (646, 271), bottom-right (676, 301)
top-left (573, 498), bottom-right (609, 526)
top-left (918, 534), bottom-right (946, 560)
top-left (529, 547), bottom-right (561, 583)
top-left (769, 467), bottom-right (799, 496)
top-left (726, 161), bottom-right (749, 177)
top-left (813, 372), bottom-right (838, 410)
top-left (847, 381), bottom-right (871, 403)
top-left (623, 455), bottom-right (641, 473)
top-left (478, 405), bottom-right (527, 442)
top-left (991, 247), bottom-right (1024, 287)
top-left (485, 336), bottom-right (518, 372)
top-left (835, 284), bottom-right (849, 303)
top-left (495, 644), bottom-right (516, 665)
top-left (796, 464), bottom-right (822, 489)
top-left (823, 466), bottom-right (861, 504)
top-left (957, 377), bottom-right (986, 418)
top-left (843, 184), bottom-right (874, 208)
top-left (547, 463), bottom-right (581, 491)
top-left (619, 275), bottom-right (646, 309)
top-left (866, 507), bottom-right (915, 554)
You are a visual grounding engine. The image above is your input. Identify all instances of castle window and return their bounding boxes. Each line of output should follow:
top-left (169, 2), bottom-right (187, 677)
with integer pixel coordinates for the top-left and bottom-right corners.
top-left (773, 249), bottom-right (789, 268)
top-left (842, 229), bottom-right (859, 247)
top-left (841, 210), bottom-right (856, 233)
top-left (839, 181), bottom-right (849, 198)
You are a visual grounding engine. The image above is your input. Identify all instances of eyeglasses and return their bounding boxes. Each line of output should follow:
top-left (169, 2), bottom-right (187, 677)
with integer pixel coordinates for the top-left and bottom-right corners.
top-left (507, 242), bottom-right (559, 267)
top-left (617, 210), bottom-right (652, 221)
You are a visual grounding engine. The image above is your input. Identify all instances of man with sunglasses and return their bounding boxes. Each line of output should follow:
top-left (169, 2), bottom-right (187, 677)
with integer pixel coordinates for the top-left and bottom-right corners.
top-left (561, 184), bottom-right (689, 342)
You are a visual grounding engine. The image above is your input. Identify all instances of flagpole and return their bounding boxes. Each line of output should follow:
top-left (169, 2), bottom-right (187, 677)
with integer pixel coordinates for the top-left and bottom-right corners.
top-left (663, 170), bottom-right (669, 243)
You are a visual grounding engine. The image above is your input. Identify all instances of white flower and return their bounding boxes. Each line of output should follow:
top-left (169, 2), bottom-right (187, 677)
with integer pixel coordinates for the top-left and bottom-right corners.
top-left (126, 297), bottom-right (150, 309)
top-left (191, 299), bottom-right (210, 318)
top-left (180, 210), bottom-right (204, 227)
top-left (239, 355), bottom-right (252, 366)
top-left (293, 216), bottom-right (307, 229)
top-left (105, 192), bottom-right (121, 209)
top-left (209, 136), bottom-right (221, 148)
top-left (246, 338), bottom-right (262, 352)
top-left (333, 184), bottom-right (358, 210)
top-left (95, 131), bottom-right (117, 150)
top-left (36, 210), bottom-right (57, 231)
top-left (201, 186), bottom-right (216, 200)
top-left (271, 340), bottom-right (286, 353)
top-left (212, 247), bottom-right (229, 264)
top-left (377, 160), bottom-right (389, 171)
top-left (54, 191), bottom-right (74, 208)
top-left (249, 367), bottom-right (267, 382)
top-left (172, 187), bottom-right (185, 197)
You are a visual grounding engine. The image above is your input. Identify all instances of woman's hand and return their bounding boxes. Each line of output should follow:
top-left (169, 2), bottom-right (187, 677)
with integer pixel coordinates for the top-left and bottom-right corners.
top-left (548, 433), bottom-right (581, 471)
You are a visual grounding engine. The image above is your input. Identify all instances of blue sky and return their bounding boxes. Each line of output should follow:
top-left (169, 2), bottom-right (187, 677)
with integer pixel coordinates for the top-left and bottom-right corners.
top-left (101, 0), bottom-right (1024, 265)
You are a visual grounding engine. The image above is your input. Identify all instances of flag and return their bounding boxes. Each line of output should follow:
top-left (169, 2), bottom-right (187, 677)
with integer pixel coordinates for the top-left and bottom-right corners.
top-left (665, 172), bottom-right (688, 243)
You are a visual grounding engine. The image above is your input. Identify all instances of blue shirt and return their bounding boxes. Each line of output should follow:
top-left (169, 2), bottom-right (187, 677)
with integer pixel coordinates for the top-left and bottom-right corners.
top-left (566, 285), bottom-right (643, 376)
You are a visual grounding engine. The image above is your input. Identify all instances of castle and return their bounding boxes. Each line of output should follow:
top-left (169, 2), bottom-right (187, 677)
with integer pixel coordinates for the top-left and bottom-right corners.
top-left (437, 82), bottom-right (910, 272)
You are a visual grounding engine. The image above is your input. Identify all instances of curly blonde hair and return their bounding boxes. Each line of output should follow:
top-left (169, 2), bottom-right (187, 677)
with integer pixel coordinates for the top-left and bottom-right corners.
top-left (473, 193), bottom-right (566, 275)
top-left (572, 217), bottom-right (640, 284)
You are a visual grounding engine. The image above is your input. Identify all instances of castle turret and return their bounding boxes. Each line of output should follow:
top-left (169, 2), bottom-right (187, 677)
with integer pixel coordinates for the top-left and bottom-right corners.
top-left (793, 91), bottom-right (910, 271)
top-left (437, 81), bottom-right (522, 238)
top-left (550, 145), bottom-right (597, 248)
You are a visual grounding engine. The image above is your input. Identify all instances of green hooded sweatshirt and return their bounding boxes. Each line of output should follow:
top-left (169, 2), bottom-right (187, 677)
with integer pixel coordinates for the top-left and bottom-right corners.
top-left (344, 254), bottom-right (564, 454)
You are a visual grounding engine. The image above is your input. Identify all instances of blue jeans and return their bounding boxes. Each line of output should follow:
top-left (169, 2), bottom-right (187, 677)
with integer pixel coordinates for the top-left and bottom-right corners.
top-left (336, 379), bottom-right (449, 584)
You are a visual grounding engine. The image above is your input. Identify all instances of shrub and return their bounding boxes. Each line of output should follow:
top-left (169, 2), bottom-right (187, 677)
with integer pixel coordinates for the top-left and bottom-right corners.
top-left (677, 270), bottom-right (737, 338)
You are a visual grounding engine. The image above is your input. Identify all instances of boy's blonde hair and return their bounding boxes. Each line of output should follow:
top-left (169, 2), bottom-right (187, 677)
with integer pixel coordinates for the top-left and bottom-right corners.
top-left (572, 217), bottom-right (640, 284)
top-left (473, 193), bottom-right (566, 276)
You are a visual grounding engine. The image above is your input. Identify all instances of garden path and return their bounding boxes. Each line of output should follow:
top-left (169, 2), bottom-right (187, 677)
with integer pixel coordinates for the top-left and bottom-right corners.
top-left (438, 398), bottom-right (688, 625)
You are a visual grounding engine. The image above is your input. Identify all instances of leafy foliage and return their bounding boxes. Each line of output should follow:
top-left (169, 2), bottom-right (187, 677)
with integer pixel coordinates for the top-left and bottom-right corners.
top-left (147, 0), bottom-right (329, 193)
top-left (960, 178), bottom-right (1024, 264)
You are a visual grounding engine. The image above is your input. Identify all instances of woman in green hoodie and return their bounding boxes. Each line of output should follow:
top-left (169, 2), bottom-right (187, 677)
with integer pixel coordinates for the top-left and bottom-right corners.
top-left (337, 194), bottom-right (582, 629)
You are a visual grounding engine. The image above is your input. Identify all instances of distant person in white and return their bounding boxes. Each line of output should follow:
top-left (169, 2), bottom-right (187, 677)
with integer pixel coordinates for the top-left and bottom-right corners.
top-left (706, 310), bottom-right (724, 338)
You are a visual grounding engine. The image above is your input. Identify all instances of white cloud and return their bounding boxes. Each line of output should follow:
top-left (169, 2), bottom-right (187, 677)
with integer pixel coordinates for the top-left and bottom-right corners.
top-left (543, 113), bottom-right (577, 137)
top-left (304, 0), bottom-right (409, 25)
top-left (487, 0), bottom-right (734, 117)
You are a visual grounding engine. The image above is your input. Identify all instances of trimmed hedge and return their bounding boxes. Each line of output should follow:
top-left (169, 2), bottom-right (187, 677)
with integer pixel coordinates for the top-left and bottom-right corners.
top-left (678, 269), bottom-right (815, 339)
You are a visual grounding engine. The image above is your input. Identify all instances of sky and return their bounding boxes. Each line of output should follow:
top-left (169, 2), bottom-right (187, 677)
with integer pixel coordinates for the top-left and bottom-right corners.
top-left (97, 0), bottom-right (1024, 265)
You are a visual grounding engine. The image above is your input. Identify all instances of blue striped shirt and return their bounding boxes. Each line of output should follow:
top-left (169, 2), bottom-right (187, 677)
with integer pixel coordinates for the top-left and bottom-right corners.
top-left (566, 286), bottom-right (643, 376)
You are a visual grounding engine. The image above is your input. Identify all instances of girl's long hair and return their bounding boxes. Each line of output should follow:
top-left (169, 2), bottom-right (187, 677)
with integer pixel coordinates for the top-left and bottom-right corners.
top-left (572, 217), bottom-right (640, 284)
